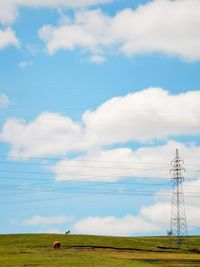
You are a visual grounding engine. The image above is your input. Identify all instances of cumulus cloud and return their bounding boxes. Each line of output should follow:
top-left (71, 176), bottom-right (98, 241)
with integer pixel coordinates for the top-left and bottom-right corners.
top-left (0, 2), bottom-right (18, 24)
top-left (52, 141), bottom-right (200, 182)
top-left (39, 0), bottom-right (200, 61)
top-left (140, 176), bottom-right (200, 230)
top-left (83, 88), bottom-right (200, 145)
top-left (0, 0), bottom-right (112, 24)
top-left (0, 93), bottom-right (10, 108)
top-left (0, 88), bottom-right (200, 159)
top-left (0, 112), bottom-right (83, 158)
top-left (18, 0), bottom-right (111, 8)
top-left (140, 202), bottom-right (171, 226)
top-left (38, 9), bottom-right (113, 55)
top-left (0, 27), bottom-right (19, 49)
top-left (73, 214), bottom-right (160, 236)
top-left (23, 215), bottom-right (72, 225)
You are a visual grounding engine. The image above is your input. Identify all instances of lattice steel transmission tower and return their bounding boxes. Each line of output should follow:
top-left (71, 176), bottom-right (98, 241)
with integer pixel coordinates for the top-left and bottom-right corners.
top-left (169, 149), bottom-right (188, 247)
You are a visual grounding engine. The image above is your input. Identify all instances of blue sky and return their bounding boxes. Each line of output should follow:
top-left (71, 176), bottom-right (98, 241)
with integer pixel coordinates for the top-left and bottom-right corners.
top-left (0, 0), bottom-right (200, 236)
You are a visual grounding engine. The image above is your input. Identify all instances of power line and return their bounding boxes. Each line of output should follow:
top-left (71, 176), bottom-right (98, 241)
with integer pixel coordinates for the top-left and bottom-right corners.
top-left (0, 176), bottom-right (169, 184)
top-left (0, 161), bottom-right (169, 169)
top-left (0, 161), bottom-right (199, 171)
top-left (0, 169), bottom-right (199, 182)
top-left (1, 189), bottom-right (200, 207)
top-left (0, 155), bottom-right (171, 164)
top-left (0, 154), bottom-right (199, 167)
top-left (0, 169), bottom-right (171, 178)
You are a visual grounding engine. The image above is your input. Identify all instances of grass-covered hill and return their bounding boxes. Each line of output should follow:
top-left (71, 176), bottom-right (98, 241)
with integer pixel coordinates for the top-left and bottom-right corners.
top-left (1, 234), bottom-right (200, 267)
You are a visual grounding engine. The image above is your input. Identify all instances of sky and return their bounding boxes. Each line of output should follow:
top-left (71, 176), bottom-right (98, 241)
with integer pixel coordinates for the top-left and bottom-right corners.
top-left (0, 0), bottom-right (200, 236)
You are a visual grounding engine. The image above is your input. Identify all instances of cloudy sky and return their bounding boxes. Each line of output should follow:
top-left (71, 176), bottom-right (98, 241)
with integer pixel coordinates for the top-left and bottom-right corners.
top-left (0, 0), bottom-right (200, 236)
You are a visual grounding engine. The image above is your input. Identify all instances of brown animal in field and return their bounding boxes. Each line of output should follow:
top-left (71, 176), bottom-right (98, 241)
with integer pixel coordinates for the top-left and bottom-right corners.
top-left (53, 241), bottom-right (61, 249)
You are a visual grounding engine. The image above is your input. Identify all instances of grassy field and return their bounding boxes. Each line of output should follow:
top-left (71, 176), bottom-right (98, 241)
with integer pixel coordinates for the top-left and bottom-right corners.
top-left (0, 234), bottom-right (200, 267)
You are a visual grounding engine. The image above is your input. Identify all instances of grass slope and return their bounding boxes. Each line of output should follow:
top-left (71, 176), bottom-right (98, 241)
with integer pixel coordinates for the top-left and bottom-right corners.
top-left (1, 234), bottom-right (200, 267)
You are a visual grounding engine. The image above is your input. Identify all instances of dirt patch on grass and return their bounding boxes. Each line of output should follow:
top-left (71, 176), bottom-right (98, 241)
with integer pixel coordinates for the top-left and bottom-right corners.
top-left (115, 251), bottom-right (200, 259)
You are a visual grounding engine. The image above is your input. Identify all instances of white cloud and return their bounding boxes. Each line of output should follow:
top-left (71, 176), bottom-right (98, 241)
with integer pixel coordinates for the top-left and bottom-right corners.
top-left (1, 88), bottom-right (200, 159)
top-left (73, 214), bottom-right (160, 236)
top-left (140, 202), bottom-right (171, 226)
top-left (0, 2), bottom-right (18, 24)
top-left (83, 88), bottom-right (200, 145)
top-left (0, 112), bottom-right (83, 158)
top-left (0, 0), bottom-right (112, 24)
top-left (23, 215), bottom-right (72, 225)
top-left (17, 0), bottom-right (111, 8)
top-left (19, 60), bottom-right (32, 69)
top-left (140, 198), bottom-right (200, 230)
top-left (38, 9), bottom-right (117, 55)
top-left (39, 0), bottom-right (200, 61)
top-left (0, 93), bottom-right (10, 108)
top-left (0, 27), bottom-right (19, 49)
top-left (186, 205), bottom-right (200, 228)
top-left (52, 140), bottom-right (200, 182)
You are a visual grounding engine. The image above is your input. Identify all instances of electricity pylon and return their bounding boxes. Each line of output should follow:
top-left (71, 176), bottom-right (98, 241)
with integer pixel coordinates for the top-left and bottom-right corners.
top-left (169, 149), bottom-right (188, 248)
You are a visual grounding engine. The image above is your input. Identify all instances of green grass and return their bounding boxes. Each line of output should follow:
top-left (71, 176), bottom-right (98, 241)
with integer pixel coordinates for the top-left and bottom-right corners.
top-left (0, 234), bottom-right (200, 267)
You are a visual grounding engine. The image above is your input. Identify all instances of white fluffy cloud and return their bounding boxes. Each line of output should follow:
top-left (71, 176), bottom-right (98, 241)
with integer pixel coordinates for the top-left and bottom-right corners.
top-left (39, 0), bottom-right (200, 61)
top-left (1, 88), bottom-right (200, 159)
top-left (83, 88), bottom-right (200, 145)
top-left (18, 0), bottom-right (111, 8)
top-left (0, 0), bottom-right (112, 24)
top-left (0, 112), bottom-right (83, 157)
top-left (38, 9), bottom-right (113, 55)
top-left (23, 215), bottom-right (71, 225)
top-left (140, 177), bottom-right (200, 230)
top-left (140, 202), bottom-right (171, 226)
top-left (0, 93), bottom-right (10, 108)
top-left (0, 28), bottom-right (19, 49)
top-left (1, 0), bottom-right (200, 61)
top-left (52, 141), bottom-right (200, 182)
top-left (142, 202), bottom-right (200, 229)
top-left (73, 214), bottom-right (160, 236)
top-left (0, 2), bottom-right (17, 24)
